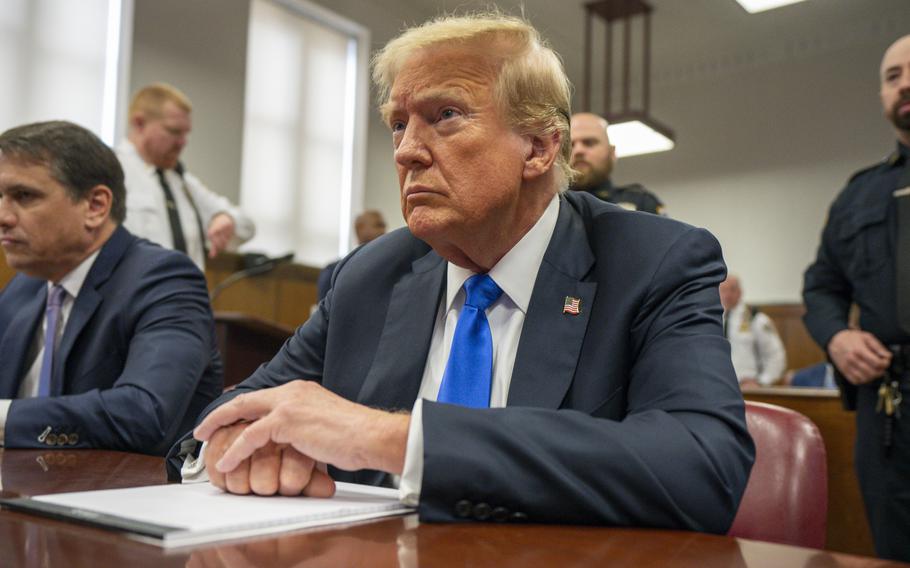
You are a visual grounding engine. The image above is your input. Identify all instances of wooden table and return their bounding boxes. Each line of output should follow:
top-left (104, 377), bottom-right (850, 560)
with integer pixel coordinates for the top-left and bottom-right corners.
top-left (0, 450), bottom-right (905, 567)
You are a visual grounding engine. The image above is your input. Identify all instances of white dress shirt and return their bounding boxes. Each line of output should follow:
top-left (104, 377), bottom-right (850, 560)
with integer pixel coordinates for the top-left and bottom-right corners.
top-left (116, 140), bottom-right (255, 270)
top-left (0, 250), bottom-right (100, 445)
top-left (398, 194), bottom-right (560, 504)
top-left (724, 301), bottom-right (787, 386)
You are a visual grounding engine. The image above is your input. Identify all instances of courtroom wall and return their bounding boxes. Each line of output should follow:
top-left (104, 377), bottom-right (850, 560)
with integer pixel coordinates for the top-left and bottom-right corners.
top-left (129, 0), bottom-right (250, 205)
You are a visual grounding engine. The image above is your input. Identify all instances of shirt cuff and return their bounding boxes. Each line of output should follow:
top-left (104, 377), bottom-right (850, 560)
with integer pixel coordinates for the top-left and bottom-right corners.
top-left (398, 398), bottom-right (425, 507)
top-left (0, 400), bottom-right (11, 446)
top-left (180, 440), bottom-right (210, 484)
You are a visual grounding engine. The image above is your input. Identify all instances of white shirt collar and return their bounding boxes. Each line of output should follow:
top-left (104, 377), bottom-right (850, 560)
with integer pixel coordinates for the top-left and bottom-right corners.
top-left (118, 139), bottom-right (157, 176)
top-left (51, 249), bottom-right (102, 300)
top-left (445, 193), bottom-right (560, 313)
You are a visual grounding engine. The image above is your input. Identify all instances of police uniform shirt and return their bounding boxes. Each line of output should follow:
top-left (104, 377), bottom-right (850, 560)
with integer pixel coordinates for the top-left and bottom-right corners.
top-left (575, 178), bottom-right (665, 215)
top-left (724, 302), bottom-right (787, 386)
top-left (804, 143), bottom-right (910, 350)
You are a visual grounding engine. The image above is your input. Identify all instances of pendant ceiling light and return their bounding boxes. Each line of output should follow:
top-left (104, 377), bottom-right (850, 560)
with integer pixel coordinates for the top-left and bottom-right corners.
top-left (582, 0), bottom-right (675, 158)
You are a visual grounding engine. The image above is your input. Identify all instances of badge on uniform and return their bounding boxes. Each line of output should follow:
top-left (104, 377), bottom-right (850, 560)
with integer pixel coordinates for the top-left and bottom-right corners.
top-left (563, 296), bottom-right (581, 315)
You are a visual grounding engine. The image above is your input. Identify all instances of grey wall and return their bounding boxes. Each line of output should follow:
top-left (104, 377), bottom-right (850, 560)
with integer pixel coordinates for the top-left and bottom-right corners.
top-left (129, 0), bottom-right (250, 203)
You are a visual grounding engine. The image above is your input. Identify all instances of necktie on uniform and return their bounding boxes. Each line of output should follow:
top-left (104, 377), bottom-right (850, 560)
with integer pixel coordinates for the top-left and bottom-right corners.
top-left (437, 274), bottom-right (503, 408)
top-left (156, 168), bottom-right (188, 253)
top-left (37, 285), bottom-right (66, 397)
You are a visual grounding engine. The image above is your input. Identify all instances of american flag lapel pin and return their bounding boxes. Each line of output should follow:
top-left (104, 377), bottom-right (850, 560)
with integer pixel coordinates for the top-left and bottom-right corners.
top-left (563, 296), bottom-right (581, 315)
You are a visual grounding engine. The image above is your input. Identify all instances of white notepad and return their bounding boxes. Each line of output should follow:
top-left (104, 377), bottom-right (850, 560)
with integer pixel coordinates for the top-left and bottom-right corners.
top-left (1, 481), bottom-right (414, 548)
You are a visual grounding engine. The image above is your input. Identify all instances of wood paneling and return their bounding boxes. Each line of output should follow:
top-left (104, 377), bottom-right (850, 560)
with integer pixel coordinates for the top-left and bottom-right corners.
top-left (214, 312), bottom-right (294, 388)
top-left (743, 387), bottom-right (873, 556)
top-left (205, 253), bottom-right (322, 329)
top-left (758, 303), bottom-right (827, 373)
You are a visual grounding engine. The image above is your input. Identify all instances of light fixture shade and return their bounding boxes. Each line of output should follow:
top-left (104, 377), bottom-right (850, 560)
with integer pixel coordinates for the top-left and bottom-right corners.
top-left (735, 0), bottom-right (806, 14)
top-left (607, 118), bottom-right (675, 158)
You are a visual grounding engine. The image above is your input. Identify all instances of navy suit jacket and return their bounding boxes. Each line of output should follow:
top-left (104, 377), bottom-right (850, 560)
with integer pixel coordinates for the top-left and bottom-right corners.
top-left (0, 226), bottom-right (222, 455)
top-left (172, 192), bottom-right (752, 532)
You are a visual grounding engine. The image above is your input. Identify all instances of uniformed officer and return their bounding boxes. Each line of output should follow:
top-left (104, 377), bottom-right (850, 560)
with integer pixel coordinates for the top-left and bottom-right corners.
top-left (569, 112), bottom-right (665, 215)
top-left (719, 275), bottom-right (787, 388)
top-left (803, 34), bottom-right (910, 562)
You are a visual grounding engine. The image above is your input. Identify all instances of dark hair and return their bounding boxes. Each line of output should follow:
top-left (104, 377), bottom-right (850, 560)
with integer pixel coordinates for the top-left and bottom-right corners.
top-left (0, 120), bottom-right (126, 223)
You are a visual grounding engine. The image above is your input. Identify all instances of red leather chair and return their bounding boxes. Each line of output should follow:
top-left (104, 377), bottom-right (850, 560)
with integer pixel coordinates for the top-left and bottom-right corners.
top-left (728, 401), bottom-right (828, 549)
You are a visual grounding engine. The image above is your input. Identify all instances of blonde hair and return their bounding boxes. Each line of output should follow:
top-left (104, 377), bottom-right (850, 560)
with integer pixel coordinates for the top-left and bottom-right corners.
top-left (128, 83), bottom-right (192, 121)
top-left (372, 12), bottom-right (574, 188)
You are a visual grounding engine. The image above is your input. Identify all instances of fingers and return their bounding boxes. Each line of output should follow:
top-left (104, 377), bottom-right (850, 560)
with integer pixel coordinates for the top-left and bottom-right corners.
top-left (861, 333), bottom-right (893, 363)
top-left (195, 393), bottom-right (273, 442)
top-left (278, 448), bottom-right (316, 496)
top-left (249, 443), bottom-right (282, 495)
top-left (303, 466), bottom-right (336, 498)
top-left (830, 330), bottom-right (892, 385)
top-left (225, 455), bottom-right (251, 494)
top-left (205, 440), bottom-right (227, 491)
top-left (216, 416), bottom-right (276, 473)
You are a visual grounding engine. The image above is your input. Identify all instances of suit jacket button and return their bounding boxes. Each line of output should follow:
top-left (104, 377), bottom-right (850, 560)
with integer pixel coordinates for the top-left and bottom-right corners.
top-left (492, 507), bottom-right (509, 522)
top-left (68, 433), bottom-right (79, 445)
top-left (45, 433), bottom-right (58, 446)
top-left (56, 434), bottom-right (68, 446)
top-left (454, 500), bottom-right (473, 518)
top-left (510, 511), bottom-right (528, 522)
top-left (473, 502), bottom-right (492, 521)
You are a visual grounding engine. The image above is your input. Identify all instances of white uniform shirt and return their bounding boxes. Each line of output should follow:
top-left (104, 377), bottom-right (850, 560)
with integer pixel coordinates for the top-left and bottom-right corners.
top-left (724, 302), bottom-right (787, 386)
top-left (117, 140), bottom-right (255, 270)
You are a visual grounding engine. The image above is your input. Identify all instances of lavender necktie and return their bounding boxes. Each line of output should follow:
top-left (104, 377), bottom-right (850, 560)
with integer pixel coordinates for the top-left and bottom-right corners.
top-left (37, 285), bottom-right (66, 397)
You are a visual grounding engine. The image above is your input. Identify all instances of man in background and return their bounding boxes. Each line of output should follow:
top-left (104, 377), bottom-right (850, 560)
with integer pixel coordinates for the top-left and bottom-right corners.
top-left (803, 34), bottom-right (910, 561)
top-left (0, 121), bottom-right (222, 454)
top-left (569, 112), bottom-right (665, 215)
top-left (118, 83), bottom-right (255, 270)
top-left (719, 275), bottom-right (786, 388)
top-left (317, 210), bottom-right (387, 301)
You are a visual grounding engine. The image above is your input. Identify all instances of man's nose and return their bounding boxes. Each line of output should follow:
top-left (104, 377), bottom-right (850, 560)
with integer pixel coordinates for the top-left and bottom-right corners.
top-left (0, 200), bottom-right (16, 229)
top-left (570, 142), bottom-right (584, 159)
top-left (394, 123), bottom-right (431, 169)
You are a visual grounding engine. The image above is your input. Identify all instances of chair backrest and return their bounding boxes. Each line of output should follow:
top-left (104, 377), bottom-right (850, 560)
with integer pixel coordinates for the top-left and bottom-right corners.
top-left (728, 400), bottom-right (828, 549)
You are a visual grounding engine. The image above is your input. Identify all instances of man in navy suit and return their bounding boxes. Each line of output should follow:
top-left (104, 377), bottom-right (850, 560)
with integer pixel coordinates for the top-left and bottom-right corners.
top-left (0, 121), bottom-right (222, 455)
top-left (188, 13), bottom-right (753, 532)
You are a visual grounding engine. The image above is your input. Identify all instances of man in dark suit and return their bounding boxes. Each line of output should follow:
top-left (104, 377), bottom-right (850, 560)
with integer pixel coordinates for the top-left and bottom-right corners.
top-left (0, 120), bottom-right (222, 455)
top-left (188, 13), bottom-right (753, 532)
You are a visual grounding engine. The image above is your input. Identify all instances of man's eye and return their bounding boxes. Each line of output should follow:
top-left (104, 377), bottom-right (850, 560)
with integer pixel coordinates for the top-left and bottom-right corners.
top-left (438, 108), bottom-right (460, 121)
top-left (391, 120), bottom-right (406, 132)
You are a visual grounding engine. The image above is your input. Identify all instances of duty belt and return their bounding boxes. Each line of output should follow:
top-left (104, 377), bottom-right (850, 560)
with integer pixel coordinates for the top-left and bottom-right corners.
top-left (876, 344), bottom-right (910, 455)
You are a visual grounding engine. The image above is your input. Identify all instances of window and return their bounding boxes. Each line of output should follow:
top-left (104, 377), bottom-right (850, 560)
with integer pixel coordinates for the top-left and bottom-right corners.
top-left (0, 0), bottom-right (131, 144)
top-left (239, 0), bottom-right (369, 266)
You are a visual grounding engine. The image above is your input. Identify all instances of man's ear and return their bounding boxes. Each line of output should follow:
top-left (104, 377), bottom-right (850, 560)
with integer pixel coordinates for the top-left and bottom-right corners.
top-left (130, 113), bottom-right (146, 131)
top-left (522, 131), bottom-right (561, 181)
top-left (83, 185), bottom-right (113, 229)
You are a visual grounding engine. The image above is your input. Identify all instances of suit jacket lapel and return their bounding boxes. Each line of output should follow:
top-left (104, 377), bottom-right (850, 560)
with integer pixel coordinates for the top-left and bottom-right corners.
top-left (508, 195), bottom-right (597, 409)
top-left (53, 226), bottom-right (133, 396)
top-left (356, 250), bottom-right (446, 410)
top-left (0, 287), bottom-right (45, 398)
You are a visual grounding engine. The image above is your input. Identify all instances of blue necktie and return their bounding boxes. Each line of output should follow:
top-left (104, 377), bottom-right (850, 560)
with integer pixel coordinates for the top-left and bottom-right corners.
top-left (37, 285), bottom-right (66, 397)
top-left (437, 274), bottom-right (503, 408)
